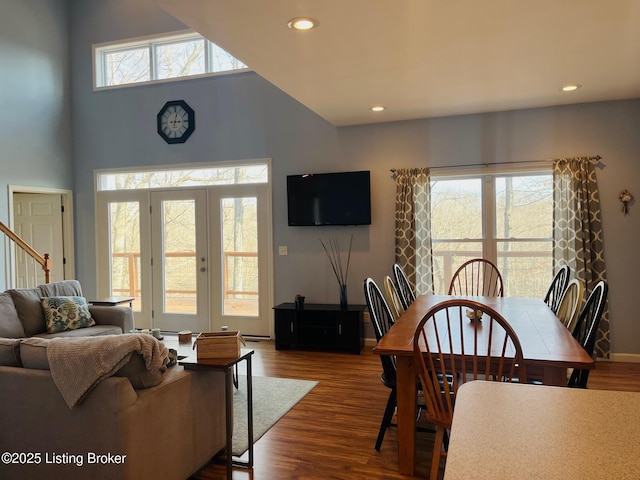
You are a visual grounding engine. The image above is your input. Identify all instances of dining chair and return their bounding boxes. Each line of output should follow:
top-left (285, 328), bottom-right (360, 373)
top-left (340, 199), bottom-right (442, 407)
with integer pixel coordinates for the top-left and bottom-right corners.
top-left (543, 265), bottom-right (571, 313)
top-left (567, 280), bottom-right (608, 388)
top-left (364, 277), bottom-right (400, 450)
top-left (556, 278), bottom-right (584, 333)
top-left (448, 258), bottom-right (504, 297)
top-left (393, 263), bottom-right (417, 310)
top-left (384, 275), bottom-right (405, 320)
top-left (413, 299), bottom-right (527, 480)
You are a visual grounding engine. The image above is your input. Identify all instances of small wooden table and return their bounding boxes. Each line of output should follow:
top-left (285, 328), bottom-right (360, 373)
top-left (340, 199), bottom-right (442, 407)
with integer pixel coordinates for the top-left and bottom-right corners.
top-left (90, 296), bottom-right (135, 308)
top-left (179, 349), bottom-right (254, 480)
top-left (373, 294), bottom-right (595, 475)
top-left (445, 381), bottom-right (640, 479)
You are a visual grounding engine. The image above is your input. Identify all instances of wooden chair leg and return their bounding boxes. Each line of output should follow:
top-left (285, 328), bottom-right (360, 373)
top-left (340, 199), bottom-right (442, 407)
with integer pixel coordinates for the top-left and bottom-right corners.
top-left (375, 388), bottom-right (397, 451)
top-left (430, 426), bottom-right (445, 480)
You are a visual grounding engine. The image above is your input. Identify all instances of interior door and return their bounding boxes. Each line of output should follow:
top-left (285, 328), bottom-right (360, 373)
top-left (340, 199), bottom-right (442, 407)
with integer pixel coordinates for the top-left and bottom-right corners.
top-left (13, 193), bottom-right (64, 286)
top-left (151, 189), bottom-right (209, 332)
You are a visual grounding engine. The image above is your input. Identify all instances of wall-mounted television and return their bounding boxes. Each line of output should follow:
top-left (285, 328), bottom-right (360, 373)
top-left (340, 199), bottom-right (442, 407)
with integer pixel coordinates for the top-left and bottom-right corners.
top-left (287, 170), bottom-right (371, 226)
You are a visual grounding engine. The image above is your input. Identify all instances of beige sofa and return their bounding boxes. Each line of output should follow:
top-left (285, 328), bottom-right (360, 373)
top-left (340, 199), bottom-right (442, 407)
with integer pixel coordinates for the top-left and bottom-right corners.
top-left (0, 281), bottom-right (227, 480)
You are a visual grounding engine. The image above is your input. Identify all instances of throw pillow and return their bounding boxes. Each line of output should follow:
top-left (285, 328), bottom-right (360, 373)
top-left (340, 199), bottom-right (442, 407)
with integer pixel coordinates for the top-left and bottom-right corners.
top-left (0, 292), bottom-right (26, 338)
top-left (42, 296), bottom-right (95, 334)
top-left (0, 338), bottom-right (21, 367)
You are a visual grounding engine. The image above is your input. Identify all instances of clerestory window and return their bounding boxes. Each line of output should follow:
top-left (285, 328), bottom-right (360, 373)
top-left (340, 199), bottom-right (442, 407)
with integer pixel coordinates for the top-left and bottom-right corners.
top-left (93, 30), bottom-right (249, 90)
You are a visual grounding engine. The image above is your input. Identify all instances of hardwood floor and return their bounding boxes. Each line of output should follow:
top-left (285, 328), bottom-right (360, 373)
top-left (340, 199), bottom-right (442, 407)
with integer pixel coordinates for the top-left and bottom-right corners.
top-left (193, 340), bottom-right (640, 480)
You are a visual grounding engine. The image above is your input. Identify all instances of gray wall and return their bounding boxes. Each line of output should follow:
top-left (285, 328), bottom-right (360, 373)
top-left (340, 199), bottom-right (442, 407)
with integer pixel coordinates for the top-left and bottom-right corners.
top-left (0, 0), bottom-right (72, 287)
top-left (4, 0), bottom-right (639, 357)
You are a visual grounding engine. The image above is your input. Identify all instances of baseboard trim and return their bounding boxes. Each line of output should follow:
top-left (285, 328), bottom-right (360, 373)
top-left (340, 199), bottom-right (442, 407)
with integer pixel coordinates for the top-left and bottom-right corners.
top-left (365, 337), bottom-right (377, 347)
top-left (608, 353), bottom-right (640, 363)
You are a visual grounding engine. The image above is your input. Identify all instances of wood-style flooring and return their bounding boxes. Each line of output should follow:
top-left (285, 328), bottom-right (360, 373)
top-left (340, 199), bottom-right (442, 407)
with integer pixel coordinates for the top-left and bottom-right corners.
top-left (193, 340), bottom-right (640, 480)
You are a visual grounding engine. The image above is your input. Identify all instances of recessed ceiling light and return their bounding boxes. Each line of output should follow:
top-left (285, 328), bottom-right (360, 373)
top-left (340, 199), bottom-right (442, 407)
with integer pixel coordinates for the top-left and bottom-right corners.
top-left (287, 17), bottom-right (318, 30)
top-left (562, 84), bottom-right (582, 92)
top-left (370, 105), bottom-right (385, 112)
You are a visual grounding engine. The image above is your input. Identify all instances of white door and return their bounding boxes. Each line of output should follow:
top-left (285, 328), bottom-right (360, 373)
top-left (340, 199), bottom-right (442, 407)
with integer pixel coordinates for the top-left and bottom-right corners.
top-left (150, 189), bottom-right (209, 333)
top-left (13, 193), bottom-right (64, 287)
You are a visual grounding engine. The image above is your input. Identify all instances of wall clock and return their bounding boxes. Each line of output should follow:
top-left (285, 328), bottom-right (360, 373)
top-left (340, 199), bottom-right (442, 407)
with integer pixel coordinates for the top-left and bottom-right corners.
top-left (157, 100), bottom-right (195, 144)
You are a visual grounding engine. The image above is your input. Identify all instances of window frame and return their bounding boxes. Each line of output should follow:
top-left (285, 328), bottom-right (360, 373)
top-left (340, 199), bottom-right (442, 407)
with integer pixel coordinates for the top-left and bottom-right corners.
top-left (93, 30), bottom-right (250, 91)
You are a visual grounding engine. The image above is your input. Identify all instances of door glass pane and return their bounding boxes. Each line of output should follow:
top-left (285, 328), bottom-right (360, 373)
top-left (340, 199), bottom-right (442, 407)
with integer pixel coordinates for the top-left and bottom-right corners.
top-left (108, 202), bottom-right (141, 311)
top-left (221, 197), bottom-right (258, 317)
top-left (162, 199), bottom-right (197, 314)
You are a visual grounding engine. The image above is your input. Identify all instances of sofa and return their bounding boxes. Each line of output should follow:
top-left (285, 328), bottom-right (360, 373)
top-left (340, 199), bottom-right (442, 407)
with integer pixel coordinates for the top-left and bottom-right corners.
top-left (0, 281), bottom-right (227, 480)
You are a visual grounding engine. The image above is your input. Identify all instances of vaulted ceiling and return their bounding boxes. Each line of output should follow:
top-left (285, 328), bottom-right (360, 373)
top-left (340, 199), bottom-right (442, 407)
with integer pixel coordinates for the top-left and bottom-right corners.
top-left (156, 0), bottom-right (640, 126)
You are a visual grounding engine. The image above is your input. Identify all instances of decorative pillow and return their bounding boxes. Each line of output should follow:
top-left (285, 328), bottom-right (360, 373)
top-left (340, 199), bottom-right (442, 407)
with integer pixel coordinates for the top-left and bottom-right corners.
top-left (0, 292), bottom-right (26, 338)
top-left (0, 338), bottom-right (22, 367)
top-left (8, 288), bottom-right (47, 336)
top-left (42, 296), bottom-right (95, 334)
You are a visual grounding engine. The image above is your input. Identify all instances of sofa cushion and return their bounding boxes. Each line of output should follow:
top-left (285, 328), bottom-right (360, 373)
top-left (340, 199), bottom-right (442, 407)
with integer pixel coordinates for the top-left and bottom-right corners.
top-left (39, 280), bottom-right (83, 297)
top-left (0, 292), bottom-right (26, 338)
top-left (114, 352), bottom-right (164, 389)
top-left (42, 296), bottom-right (95, 334)
top-left (35, 324), bottom-right (122, 339)
top-left (0, 338), bottom-right (21, 367)
top-left (8, 288), bottom-right (46, 337)
top-left (20, 337), bottom-right (50, 370)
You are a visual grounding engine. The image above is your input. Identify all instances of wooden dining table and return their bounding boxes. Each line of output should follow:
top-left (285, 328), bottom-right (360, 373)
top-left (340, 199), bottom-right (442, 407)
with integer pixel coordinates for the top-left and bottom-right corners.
top-left (444, 381), bottom-right (640, 479)
top-left (373, 294), bottom-right (595, 475)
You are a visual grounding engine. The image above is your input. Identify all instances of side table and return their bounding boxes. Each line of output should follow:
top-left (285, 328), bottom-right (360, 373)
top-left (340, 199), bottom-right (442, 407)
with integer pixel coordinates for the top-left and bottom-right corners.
top-left (179, 349), bottom-right (254, 479)
top-left (90, 296), bottom-right (135, 308)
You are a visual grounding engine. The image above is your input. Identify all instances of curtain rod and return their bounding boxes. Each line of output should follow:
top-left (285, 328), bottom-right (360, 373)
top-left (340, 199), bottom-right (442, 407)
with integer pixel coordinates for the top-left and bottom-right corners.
top-left (390, 155), bottom-right (602, 173)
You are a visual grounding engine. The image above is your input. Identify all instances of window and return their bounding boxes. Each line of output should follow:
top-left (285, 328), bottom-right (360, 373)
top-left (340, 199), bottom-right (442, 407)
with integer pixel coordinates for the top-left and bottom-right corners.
top-left (430, 171), bottom-right (553, 297)
top-left (96, 163), bottom-right (269, 191)
top-left (94, 31), bottom-right (248, 89)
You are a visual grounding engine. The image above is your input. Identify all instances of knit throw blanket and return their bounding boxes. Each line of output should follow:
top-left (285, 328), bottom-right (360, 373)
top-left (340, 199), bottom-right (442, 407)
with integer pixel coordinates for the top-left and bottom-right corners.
top-left (47, 334), bottom-right (168, 409)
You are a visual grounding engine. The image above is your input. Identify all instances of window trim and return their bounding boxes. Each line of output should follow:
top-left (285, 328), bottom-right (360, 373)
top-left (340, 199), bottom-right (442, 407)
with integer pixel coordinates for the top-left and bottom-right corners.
top-left (92, 29), bottom-right (250, 91)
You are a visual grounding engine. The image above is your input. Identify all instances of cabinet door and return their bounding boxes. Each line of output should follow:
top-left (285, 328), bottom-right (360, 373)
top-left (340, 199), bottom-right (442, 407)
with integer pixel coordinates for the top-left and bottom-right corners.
top-left (275, 309), bottom-right (296, 349)
top-left (336, 310), bottom-right (363, 353)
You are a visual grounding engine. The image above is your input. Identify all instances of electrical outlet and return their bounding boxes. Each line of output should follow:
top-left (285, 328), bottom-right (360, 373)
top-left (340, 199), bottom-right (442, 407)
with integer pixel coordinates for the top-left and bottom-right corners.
top-left (278, 246), bottom-right (288, 255)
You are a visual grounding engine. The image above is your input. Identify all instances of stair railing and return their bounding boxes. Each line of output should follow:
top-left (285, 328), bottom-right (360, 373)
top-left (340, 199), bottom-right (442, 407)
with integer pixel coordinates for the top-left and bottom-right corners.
top-left (0, 220), bottom-right (52, 284)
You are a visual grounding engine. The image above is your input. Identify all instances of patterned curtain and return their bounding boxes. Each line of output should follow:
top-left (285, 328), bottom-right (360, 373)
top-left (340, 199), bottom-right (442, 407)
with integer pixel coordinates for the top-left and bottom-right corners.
top-left (394, 168), bottom-right (434, 294)
top-left (553, 157), bottom-right (609, 358)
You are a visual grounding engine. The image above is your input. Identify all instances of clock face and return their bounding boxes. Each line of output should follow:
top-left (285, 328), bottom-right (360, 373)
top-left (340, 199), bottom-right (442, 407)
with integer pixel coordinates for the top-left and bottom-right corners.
top-left (157, 100), bottom-right (195, 144)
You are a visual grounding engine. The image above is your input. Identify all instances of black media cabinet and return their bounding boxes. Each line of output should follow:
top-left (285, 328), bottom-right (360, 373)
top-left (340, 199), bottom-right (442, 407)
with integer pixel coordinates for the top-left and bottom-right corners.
top-left (273, 303), bottom-right (366, 354)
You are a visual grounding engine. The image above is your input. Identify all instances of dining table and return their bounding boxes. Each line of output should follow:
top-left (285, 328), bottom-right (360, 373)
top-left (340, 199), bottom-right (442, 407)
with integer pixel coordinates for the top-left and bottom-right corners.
top-left (444, 381), bottom-right (640, 479)
top-left (373, 294), bottom-right (595, 475)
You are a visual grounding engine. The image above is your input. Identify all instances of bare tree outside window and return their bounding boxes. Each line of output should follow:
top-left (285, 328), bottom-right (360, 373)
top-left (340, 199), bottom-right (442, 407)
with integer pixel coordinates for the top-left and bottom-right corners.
top-left (96, 32), bottom-right (248, 89)
top-left (430, 174), bottom-right (552, 297)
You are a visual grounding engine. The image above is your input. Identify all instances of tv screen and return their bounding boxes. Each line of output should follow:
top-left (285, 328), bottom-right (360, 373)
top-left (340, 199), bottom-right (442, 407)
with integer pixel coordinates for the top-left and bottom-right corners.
top-left (287, 171), bottom-right (371, 226)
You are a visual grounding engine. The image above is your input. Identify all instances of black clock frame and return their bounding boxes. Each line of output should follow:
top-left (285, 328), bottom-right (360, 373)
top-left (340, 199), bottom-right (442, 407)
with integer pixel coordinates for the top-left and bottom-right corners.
top-left (157, 100), bottom-right (195, 144)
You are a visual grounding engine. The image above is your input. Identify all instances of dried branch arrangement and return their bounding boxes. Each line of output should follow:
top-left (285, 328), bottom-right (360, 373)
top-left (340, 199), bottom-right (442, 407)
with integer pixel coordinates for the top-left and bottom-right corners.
top-left (319, 234), bottom-right (353, 286)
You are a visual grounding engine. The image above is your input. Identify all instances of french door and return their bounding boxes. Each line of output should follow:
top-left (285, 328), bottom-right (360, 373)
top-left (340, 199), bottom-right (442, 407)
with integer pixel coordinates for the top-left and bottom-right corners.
top-left (97, 184), bottom-right (272, 336)
top-left (150, 189), bottom-right (209, 332)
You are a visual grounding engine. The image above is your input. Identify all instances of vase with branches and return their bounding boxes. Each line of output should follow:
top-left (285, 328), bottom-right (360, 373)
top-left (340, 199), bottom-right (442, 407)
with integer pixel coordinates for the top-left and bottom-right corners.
top-left (320, 234), bottom-right (353, 309)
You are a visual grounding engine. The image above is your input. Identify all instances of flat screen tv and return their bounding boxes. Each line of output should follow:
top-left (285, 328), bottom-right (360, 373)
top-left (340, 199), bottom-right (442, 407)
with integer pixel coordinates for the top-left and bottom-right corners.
top-left (287, 171), bottom-right (371, 226)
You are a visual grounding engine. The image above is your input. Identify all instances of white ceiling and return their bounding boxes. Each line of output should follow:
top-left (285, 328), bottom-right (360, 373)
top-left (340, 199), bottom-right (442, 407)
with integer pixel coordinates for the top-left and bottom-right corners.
top-left (156, 0), bottom-right (640, 127)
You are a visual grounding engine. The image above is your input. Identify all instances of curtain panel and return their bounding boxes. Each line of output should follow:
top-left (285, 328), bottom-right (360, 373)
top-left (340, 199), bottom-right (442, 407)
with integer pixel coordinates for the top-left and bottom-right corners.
top-left (553, 157), bottom-right (609, 358)
top-left (394, 168), bottom-right (434, 295)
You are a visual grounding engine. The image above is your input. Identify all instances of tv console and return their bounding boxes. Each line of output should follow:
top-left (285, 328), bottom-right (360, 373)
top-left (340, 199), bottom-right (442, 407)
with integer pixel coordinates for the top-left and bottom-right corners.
top-left (273, 303), bottom-right (366, 354)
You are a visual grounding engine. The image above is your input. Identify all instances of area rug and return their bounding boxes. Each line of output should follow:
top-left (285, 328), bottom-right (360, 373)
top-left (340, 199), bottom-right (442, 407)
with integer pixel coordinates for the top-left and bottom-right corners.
top-left (232, 375), bottom-right (318, 456)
